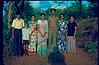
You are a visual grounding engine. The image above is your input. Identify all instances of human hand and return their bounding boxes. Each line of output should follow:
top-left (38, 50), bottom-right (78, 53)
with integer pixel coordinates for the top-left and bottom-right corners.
top-left (42, 33), bottom-right (46, 38)
top-left (73, 36), bottom-right (75, 39)
top-left (10, 35), bottom-right (14, 41)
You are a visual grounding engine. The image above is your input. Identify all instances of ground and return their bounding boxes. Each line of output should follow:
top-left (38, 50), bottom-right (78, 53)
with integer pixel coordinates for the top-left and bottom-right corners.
top-left (3, 44), bottom-right (97, 65)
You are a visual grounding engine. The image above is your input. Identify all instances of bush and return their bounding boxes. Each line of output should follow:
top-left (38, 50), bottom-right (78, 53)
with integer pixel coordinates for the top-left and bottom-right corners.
top-left (84, 41), bottom-right (98, 54)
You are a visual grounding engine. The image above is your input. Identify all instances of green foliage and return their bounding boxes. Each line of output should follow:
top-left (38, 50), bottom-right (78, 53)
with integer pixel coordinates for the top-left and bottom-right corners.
top-left (84, 41), bottom-right (98, 54)
top-left (76, 18), bottom-right (98, 55)
top-left (23, 1), bottom-right (34, 22)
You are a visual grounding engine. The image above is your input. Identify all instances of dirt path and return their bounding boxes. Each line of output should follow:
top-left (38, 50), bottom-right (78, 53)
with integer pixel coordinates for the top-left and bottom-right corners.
top-left (64, 47), bottom-right (96, 65)
top-left (4, 46), bottom-right (96, 65)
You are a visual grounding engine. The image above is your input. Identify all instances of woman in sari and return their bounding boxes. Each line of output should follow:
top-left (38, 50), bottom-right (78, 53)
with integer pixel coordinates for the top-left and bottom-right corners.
top-left (28, 15), bottom-right (38, 55)
top-left (37, 13), bottom-right (48, 56)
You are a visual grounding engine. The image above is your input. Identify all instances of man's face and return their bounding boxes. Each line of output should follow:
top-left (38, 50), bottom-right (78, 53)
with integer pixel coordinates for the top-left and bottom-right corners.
top-left (31, 16), bottom-right (35, 21)
top-left (51, 10), bottom-right (56, 15)
top-left (16, 14), bottom-right (20, 19)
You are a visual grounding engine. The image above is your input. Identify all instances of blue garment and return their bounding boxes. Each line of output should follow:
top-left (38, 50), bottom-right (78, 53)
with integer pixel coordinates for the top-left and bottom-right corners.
top-left (12, 29), bottom-right (24, 56)
top-left (67, 22), bottom-right (77, 36)
top-left (57, 20), bottom-right (67, 53)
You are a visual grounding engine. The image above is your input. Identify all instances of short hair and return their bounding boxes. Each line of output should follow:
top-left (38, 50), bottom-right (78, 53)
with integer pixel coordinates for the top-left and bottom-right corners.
top-left (16, 11), bottom-right (21, 15)
top-left (50, 8), bottom-right (56, 12)
top-left (40, 13), bottom-right (45, 16)
top-left (31, 14), bottom-right (36, 18)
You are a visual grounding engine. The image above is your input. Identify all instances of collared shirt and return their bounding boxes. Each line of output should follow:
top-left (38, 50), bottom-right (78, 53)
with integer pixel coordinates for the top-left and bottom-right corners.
top-left (12, 18), bottom-right (24, 29)
top-left (22, 28), bottom-right (31, 40)
top-left (48, 15), bottom-right (58, 31)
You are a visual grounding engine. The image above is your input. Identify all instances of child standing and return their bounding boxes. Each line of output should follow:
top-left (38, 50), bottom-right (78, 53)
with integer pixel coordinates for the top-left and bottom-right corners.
top-left (22, 22), bottom-right (31, 56)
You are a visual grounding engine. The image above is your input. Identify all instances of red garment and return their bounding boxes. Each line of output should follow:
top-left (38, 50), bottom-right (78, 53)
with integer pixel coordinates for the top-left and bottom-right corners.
top-left (28, 50), bottom-right (36, 54)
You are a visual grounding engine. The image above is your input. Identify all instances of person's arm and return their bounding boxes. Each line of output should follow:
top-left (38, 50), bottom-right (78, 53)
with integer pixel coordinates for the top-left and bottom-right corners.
top-left (73, 22), bottom-right (77, 39)
top-left (29, 26), bottom-right (36, 36)
top-left (11, 28), bottom-right (14, 40)
top-left (11, 20), bottom-right (15, 40)
top-left (22, 19), bottom-right (24, 28)
top-left (65, 24), bottom-right (68, 40)
top-left (36, 22), bottom-right (43, 37)
top-left (56, 16), bottom-right (59, 33)
top-left (48, 16), bottom-right (50, 31)
top-left (74, 26), bottom-right (77, 37)
top-left (43, 21), bottom-right (48, 38)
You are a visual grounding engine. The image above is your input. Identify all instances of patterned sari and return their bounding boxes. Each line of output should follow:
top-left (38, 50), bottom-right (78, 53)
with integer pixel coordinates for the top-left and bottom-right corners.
top-left (37, 20), bottom-right (48, 55)
top-left (28, 24), bottom-right (38, 55)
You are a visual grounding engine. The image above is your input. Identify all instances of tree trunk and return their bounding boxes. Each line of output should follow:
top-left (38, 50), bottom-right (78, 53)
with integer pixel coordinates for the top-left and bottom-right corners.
top-left (7, 1), bottom-right (14, 31)
top-left (78, 0), bottom-right (82, 18)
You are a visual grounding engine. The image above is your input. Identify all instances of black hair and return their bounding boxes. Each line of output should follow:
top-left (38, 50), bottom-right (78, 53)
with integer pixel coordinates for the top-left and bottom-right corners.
top-left (60, 13), bottom-right (65, 17)
top-left (31, 14), bottom-right (36, 18)
top-left (40, 13), bottom-right (45, 16)
top-left (16, 10), bottom-right (21, 15)
top-left (69, 15), bottom-right (75, 23)
top-left (50, 8), bottom-right (56, 12)
top-left (69, 15), bottom-right (74, 18)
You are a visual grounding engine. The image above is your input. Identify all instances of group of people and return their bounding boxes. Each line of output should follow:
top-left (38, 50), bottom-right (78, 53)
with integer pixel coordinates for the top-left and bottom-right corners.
top-left (11, 8), bottom-right (77, 57)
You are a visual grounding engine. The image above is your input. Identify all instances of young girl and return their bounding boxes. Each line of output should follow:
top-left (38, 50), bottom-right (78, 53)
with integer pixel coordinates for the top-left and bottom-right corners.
top-left (37, 13), bottom-right (48, 56)
top-left (22, 22), bottom-right (31, 56)
top-left (57, 13), bottom-right (67, 54)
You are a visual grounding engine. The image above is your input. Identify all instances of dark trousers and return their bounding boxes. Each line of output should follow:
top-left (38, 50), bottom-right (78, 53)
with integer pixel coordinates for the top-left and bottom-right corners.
top-left (12, 29), bottom-right (24, 56)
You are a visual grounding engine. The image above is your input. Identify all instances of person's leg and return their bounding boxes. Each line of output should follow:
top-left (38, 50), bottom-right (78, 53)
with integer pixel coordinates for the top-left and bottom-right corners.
top-left (13, 29), bottom-right (18, 56)
top-left (71, 36), bottom-right (76, 54)
top-left (53, 31), bottom-right (57, 48)
top-left (48, 31), bottom-right (53, 54)
top-left (67, 36), bottom-right (71, 54)
top-left (26, 44), bottom-right (29, 56)
top-left (49, 30), bottom-right (56, 53)
top-left (18, 30), bottom-right (24, 56)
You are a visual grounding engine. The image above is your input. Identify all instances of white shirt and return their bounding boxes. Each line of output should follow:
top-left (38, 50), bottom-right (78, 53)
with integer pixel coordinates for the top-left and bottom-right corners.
top-left (22, 28), bottom-right (31, 40)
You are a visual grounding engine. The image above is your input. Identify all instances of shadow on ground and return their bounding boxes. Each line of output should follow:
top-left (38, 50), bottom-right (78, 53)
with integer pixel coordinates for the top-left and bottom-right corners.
top-left (48, 47), bottom-right (66, 65)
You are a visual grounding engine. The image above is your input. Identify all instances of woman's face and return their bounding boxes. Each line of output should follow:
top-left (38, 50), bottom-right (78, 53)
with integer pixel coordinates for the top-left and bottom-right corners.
top-left (31, 16), bottom-right (35, 21)
top-left (70, 16), bottom-right (74, 22)
top-left (61, 15), bottom-right (64, 19)
top-left (41, 15), bottom-right (45, 19)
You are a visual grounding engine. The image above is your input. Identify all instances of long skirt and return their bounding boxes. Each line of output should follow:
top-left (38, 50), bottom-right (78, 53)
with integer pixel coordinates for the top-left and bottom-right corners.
top-left (37, 39), bottom-right (47, 55)
top-left (28, 32), bottom-right (37, 55)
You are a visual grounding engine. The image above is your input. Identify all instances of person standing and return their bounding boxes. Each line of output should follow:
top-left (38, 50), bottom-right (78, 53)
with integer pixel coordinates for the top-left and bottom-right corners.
top-left (11, 12), bottom-right (24, 57)
top-left (57, 13), bottom-right (67, 54)
top-left (66, 16), bottom-right (77, 54)
top-left (22, 22), bottom-right (30, 56)
top-left (28, 15), bottom-right (38, 55)
top-left (37, 13), bottom-right (48, 56)
top-left (48, 8), bottom-right (59, 54)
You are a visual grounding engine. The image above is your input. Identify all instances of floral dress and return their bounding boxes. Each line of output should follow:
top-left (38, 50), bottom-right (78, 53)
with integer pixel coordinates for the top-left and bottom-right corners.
top-left (37, 20), bottom-right (48, 55)
top-left (57, 20), bottom-right (67, 53)
top-left (28, 23), bottom-right (38, 55)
